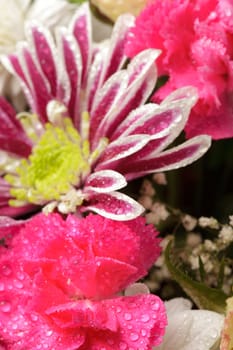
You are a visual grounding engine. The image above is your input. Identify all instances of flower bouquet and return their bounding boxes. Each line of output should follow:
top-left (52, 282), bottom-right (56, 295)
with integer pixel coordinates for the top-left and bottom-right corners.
top-left (0, 0), bottom-right (232, 349)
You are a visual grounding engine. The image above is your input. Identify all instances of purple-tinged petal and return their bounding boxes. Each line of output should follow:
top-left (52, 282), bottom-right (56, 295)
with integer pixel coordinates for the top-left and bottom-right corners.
top-left (56, 27), bottom-right (82, 128)
top-left (85, 43), bottom-right (107, 112)
top-left (11, 43), bottom-right (52, 122)
top-left (0, 97), bottom-right (32, 157)
top-left (84, 192), bottom-right (144, 220)
top-left (25, 22), bottom-right (58, 97)
top-left (90, 70), bottom-right (128, 146)
top-left (1, 54), bottom-right (34, 109)
top-left (84, 170), bottom-right (127, 192)
top-left (70, 3), bottom-right (92, 88)
top-left (97, 134), bottom-right (150, 168)
top-left (99, 14), bottom-right (134, 84)
top-left (117, 135), bottom-right (211, 180)
top-left (95, 49), bottom-right (159, 141)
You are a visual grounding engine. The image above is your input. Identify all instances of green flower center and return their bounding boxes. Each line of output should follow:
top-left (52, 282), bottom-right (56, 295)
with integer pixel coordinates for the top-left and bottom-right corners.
top-left (4, 103), bottom-right (108, 212)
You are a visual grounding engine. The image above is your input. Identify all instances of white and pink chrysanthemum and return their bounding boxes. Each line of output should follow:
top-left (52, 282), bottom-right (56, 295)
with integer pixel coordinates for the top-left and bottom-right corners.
top-left (0, 4), bottom-right (211, 220)
top-left (0, 212), bottom-right (167, 349)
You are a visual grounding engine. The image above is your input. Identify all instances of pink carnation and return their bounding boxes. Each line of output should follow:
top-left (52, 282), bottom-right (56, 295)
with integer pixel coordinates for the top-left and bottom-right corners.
top-left (0, 213), bottom-right (166, 349)
top-left (126, 0), bottom-right (233, 139)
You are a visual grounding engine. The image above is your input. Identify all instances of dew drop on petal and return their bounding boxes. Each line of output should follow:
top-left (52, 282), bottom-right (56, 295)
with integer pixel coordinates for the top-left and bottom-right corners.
top-left (124, 312), bottom-right (132, 321)
top-left (46, 330), bottom-right (53, 337)
top-left (119, 342), bottom-right (128, 350)
top-left (1, 265), bottom-right (12, 276)
top-left (13, 279), bottom-right (23, 289)
top-left (31, 314), bottom-right (39, 322)
top-left (0, 282), bottom-right (5, 291)
top-left (141, 314), bottom-right (150, 323)
top-left (0, 301), bottom-right (11, 313)
top-left (130, 332), bottom-right (139, 341)
top-left (141, 329), bottom-right (147, 337)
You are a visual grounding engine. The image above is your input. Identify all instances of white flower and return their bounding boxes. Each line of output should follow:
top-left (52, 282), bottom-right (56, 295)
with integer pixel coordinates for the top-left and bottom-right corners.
top-left (155, 298), bottom-right (224, 350)
top-left (0, 0), bottom-right (76, 108)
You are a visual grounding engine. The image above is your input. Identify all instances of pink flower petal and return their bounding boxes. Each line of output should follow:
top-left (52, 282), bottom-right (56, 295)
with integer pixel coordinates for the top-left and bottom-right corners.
top-left (117, 135), bottom-right (211, 180)
top-left (102, 294), bottom-right (167, 349)
top-left (95, 49), bottom-right (159, 141)
top-left (85, 192), bottom-right (144, 220)
top-left (85, 170), bottom-right (127, 192)
top-left (56, 27), bottom-right (82, 127)
top-left (99, 14), bottom-right (135, 84)
top-left (90, 70), bottom-right (129, 146)
top-left (97, 134), bottom-right (150, 168)
top-left (0, 97), bottom-right (32, 156)
top-left (26, 23), bottom-right (58, 97)
top-left (71, 3), bottom-right (92, 87)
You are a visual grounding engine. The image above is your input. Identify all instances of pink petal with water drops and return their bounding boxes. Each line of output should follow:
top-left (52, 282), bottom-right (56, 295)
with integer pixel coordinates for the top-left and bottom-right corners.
top-left (85, 44), bottom-right (105, 112)
top-left (118, 135), bottom-right (211, 180)
top-left (90, 70), bottom-right (129, 145)
top-left (84, 192), bottom-right (144, 220)
top-left (2, 53), bottom-right (35, 109)
top-left (26, 23), bottom-right (58, 96)
top-left (57, 27), bottom-right (82, 127)
top-left (20, 44), bottom-right (52, 122)
top-left (46, 299), bottom-right (118, 332)
top-left (99, 14), bottom-right (135, 84)
top-left (95, 49), bottom-right (159, 141)
top-left (85, 170), bottom-right (127, 192)
top-left (98, 134), bottom-right (150, 168)
top-left (71, 2), bottom-right (92, 87)
top-left (102, 294), bottom-right (167, 349)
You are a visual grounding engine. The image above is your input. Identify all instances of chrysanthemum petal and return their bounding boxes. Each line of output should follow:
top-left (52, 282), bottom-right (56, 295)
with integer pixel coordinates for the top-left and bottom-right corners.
top-left (56, 27), bottom-right (82, 127)
top-left (94, 49), bottom-right (159, 142)
top-left (90, 70), bottom-right (129, 145)
top-left (85, 192), bottom-right (144, 220)
top-left (99, 13), bottom-right (134, 84)
top-left (70, 2), bottom-right (92, 87)
top-left (0, 97), bottom-right (32, 156)
top-left (85, 170), bottom-right (127, 192)
top-left (116, 135), bottom-right (211, 180)
top-left (98, 134), bottom-right (151, 167)
top-left (25, 22), bottom-right (58, 97)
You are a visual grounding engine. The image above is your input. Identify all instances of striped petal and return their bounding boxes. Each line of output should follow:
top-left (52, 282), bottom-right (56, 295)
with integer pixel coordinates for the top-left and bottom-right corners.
top-left (70, 2), bottom-right (92, 88)
top-left (94, 49), bottom-right (159, 142)
top-left (84, 170), bottom-right (127, 193)
top-left (97, 134), bottom-right (150, 169)
top-left (115, 136), bottom-right (211, 180)
top-left (84, 192), bottom-right (144, 220)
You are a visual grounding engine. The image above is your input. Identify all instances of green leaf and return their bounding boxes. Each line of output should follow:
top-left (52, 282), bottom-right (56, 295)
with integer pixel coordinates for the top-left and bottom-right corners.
top-left (165, 240), bottom-right (227, 313)
top-left (67, 0), bottom-right (87, 4)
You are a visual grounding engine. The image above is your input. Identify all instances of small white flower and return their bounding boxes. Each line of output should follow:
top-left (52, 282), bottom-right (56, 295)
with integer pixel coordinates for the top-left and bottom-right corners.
top-left (155, 298), bottom-right (224, 350)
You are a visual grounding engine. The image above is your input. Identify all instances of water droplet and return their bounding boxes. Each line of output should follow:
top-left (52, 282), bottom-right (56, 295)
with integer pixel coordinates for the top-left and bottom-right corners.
top-left (31, 314), bottom-right (39, 322)
top-left (0, 301), bottom-right (11, 313)
top-left (130, 332), bottom-right (139, 341)
top-left (116, 306), bottom-right (122, 313)
top-left (46, 330), bottom-right (53, 337)
top-left (0, 282), bottom-right (5, 291)
top-left (141, 329), bottom-right (147, 337)
top-left (13, 279), bottom-right (23, 289)
top-left (119, 342), bottom-right (127, 350)
top-left (2, 265), bottom-right (12, 276)
top-left (16, 271), bottom-right (25, 281)
top-left (124, 312), bottom-right (132, 321)
top-left (141, 314), bottom-right (150, 323)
